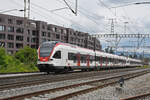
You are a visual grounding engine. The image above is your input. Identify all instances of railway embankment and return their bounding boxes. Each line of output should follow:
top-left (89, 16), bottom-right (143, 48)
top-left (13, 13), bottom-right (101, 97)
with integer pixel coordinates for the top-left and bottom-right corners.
top-left (0, 68), bottom-right (149, 100)
top-left (69, 70), bottom-right (150, 100)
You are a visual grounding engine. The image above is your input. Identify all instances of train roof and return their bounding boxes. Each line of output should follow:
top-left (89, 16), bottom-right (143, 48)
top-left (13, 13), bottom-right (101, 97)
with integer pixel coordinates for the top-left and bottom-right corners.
top-left (41, 41), bottom-right (141, 62)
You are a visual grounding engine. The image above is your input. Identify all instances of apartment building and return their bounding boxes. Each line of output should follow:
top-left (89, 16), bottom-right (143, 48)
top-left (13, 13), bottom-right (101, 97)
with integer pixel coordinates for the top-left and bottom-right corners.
top-left (0, 14), bottom-right (101, 54)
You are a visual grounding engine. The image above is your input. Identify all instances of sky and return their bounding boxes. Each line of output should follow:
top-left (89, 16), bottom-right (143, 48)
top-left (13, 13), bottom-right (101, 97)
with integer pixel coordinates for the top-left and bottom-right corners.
top-left (0, 0), bottom-right (150, 54)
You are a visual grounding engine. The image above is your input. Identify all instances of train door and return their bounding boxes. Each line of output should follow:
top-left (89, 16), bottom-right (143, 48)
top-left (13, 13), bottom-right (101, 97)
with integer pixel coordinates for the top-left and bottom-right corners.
top-left (76, 53), bottom-right (80, 67)
top-left (106, 57), bottom-right (108, 67)
top-left (61, 48), bottom-right (67, 67)
top-left (86, 55), bottom-right (90, 67)
top-left (100, 56), bottom-right (102, 67)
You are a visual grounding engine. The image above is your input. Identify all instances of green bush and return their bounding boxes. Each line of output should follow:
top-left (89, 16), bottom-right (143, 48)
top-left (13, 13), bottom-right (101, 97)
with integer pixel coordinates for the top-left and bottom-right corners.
top-left (15, 46), bottom-right (37, 65)
top-left (0, 48), bottom-right (6, 66)
top-left (0, 47), bottom-right (39, 73)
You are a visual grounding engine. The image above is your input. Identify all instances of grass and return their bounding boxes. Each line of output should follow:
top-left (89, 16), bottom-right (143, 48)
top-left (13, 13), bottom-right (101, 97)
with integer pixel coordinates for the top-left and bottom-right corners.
top-left (136, 65), bottom-right (150, 69)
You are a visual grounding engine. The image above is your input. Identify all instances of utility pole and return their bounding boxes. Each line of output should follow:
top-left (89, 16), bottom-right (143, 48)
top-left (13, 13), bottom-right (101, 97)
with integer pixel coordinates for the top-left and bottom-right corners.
top-left (109, 18), bottom-right (115, 34)
top-left (124, 22), bottom-right (128, 34)
top-left (109, 18), bottom-right (120, 54)
top-left (24, 0), bottom-right (30, 19)
top-left (24, 0), bottom-right (30, 48)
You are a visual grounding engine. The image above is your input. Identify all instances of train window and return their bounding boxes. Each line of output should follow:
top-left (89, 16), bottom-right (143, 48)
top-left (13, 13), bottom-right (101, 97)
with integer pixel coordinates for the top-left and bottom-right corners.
top-left (81, 55), bottom-right (84, 63)
top-left (90, 56), bottom-right (94, 63)
top-left (83, 55), bottom-right (86, 63)
top-left (108, 58), bottom-right (111, 63)
top-left (96, 56), bottom-right (99, 61)
top-left (111, 58), bottom-right (115, 63)
top-left (80, 55), bottom-right (86, 63)
top-left (40, 42), bottom-right (56, 57)
top-left (99, 56), bottom-right (102, 64)
top-left (53, 51), bottom-right (61, 59)
top-left (102, 57), bottom-right (106, 63)
top-left (68, 53), bottom-right (74, 60)
top-left (68, 53), bottom-right (77, 62)
top-left (73, 55), bottom-right (77, 63)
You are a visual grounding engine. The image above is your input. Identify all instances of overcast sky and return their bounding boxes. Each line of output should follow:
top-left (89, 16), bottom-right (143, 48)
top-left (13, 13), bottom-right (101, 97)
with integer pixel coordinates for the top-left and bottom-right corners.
top-left (0, 0), bottom-right (150, 53)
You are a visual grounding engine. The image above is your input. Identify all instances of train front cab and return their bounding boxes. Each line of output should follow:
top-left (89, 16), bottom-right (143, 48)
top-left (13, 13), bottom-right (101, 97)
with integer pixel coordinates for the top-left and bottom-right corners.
top-left (38, 50), bottom-right (65, 73)
top-left (37, 42), bottom-right (64, 73)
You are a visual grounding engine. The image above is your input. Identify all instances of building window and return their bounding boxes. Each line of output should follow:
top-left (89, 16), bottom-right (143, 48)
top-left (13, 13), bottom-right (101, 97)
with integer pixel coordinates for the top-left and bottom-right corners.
top-left (16, 43), bottom-right (23, 48)
top-left (32, 30), bottom-right (37, 36)
top-left (0, 34), bottom-right (5, 39)
top-left (55, 27), bottom-right (57, 32)
top-left (8, 19), bottom-right (13, 24)
top-left (27, 37), bottom-right (30, 42)
top-left (42, 25), bottom-right (45, 29)
top-left (16, 20), bottom-right (23, 25)
top-left (31, 45), bottom-right (37, 48)
top-left (28, 30), bottom-right (30, 35)
top-left (47, 26), bottom-right (51, 30)
top-left (0, 25), bottom-right (6, 31)
top-left (42, 32), bottom-right (46, 36)
top-left (61, 29), bottom-right (63, 33)
top-left (0, 17), bottom-right (4, 23)
top-left (16, 36), bottom-right (23, 41)
top-left (16, 27), bottom-right (24, 33)
top-left (8, 34), bottom-right (14, 40)
top-left (48, 32), bottom-right (51, 37)
top-left (0, 18), bottom-right (2, 22)
top-left (31, 38), bottom-right (37, 43)
top-left (8, 26), bottom-right (14, 32)
top-left (7, 43), bottom-right (14, 48)
top-left (56, 34), bottom-right (60, 39)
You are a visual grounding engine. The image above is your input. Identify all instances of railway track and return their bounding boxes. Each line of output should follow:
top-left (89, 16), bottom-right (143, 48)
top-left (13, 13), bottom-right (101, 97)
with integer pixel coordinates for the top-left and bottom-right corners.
top-left (120, 92), bottom-right (150, 100)
top-left (1, 69), bottom-right (149, 100)
top-left (0, 68), bottom-right (143, 91)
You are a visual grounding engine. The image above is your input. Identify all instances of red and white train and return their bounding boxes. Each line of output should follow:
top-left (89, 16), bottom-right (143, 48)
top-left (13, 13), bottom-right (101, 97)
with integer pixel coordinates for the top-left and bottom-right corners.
top-left (37, 41), bottom-right (142, 73)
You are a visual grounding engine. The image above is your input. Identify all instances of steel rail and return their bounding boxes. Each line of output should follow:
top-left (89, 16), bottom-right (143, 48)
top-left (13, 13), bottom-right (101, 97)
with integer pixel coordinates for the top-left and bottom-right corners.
top-left (120, 92), bottom-right (150, 100)
top-left (0, 68), bottom-right (140, 91)
top-left (1, 70), bottom-right (149, 100)
top-left (49, 71), bottom-right (149, 100)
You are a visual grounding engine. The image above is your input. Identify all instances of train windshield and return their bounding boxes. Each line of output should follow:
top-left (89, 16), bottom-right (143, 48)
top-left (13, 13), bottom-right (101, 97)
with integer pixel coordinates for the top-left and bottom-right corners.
top-left (39, 42), bottom-right (56, 57)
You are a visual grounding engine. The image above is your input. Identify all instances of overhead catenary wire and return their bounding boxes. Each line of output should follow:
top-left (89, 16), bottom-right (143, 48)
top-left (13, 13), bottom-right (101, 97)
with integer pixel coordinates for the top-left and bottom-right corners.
top-left (98, 0), bottom-right (141, 35)
top-left (63, 0), bottom-right (76, 14)
top-left (31, 2), bottom-right (98, 33)
top-left (57, 0), bottom-right (104, 26)
top-left (6, 0), bottom-right (98, 33)
top-left (7, 0), bottom-right (69, 26)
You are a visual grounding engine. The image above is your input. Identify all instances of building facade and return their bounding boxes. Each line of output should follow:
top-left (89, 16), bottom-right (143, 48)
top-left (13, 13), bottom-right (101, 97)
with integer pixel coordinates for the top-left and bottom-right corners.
top-left (0, 14), bottom-right (101, 54)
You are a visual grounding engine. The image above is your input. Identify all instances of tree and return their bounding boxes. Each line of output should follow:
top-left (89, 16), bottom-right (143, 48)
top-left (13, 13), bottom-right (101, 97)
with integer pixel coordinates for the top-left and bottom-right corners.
top-left (109, 47), bottom-right (114, 54)
top-left (105, 47), bottom-right (109, 53)
top-left (120, 53), bottom-right (124, 56)
top-left (15, 46), bottom-right (37, 65)
top-left (129, 55), bottom-right (133, 58)
top-left (133, 53), bottom-right (137, 58)
top-left (0, 48), bottom-right (6, 65)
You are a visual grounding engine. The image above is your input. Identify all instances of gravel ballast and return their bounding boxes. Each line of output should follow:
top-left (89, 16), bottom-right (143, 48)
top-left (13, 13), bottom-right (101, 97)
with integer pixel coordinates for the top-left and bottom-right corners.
top-left (0, 69), bottom-right (149, 100)
top-left (69, 73), bottom-right (150, 100)
top-left (0, 72), bottom-right (121, 99)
